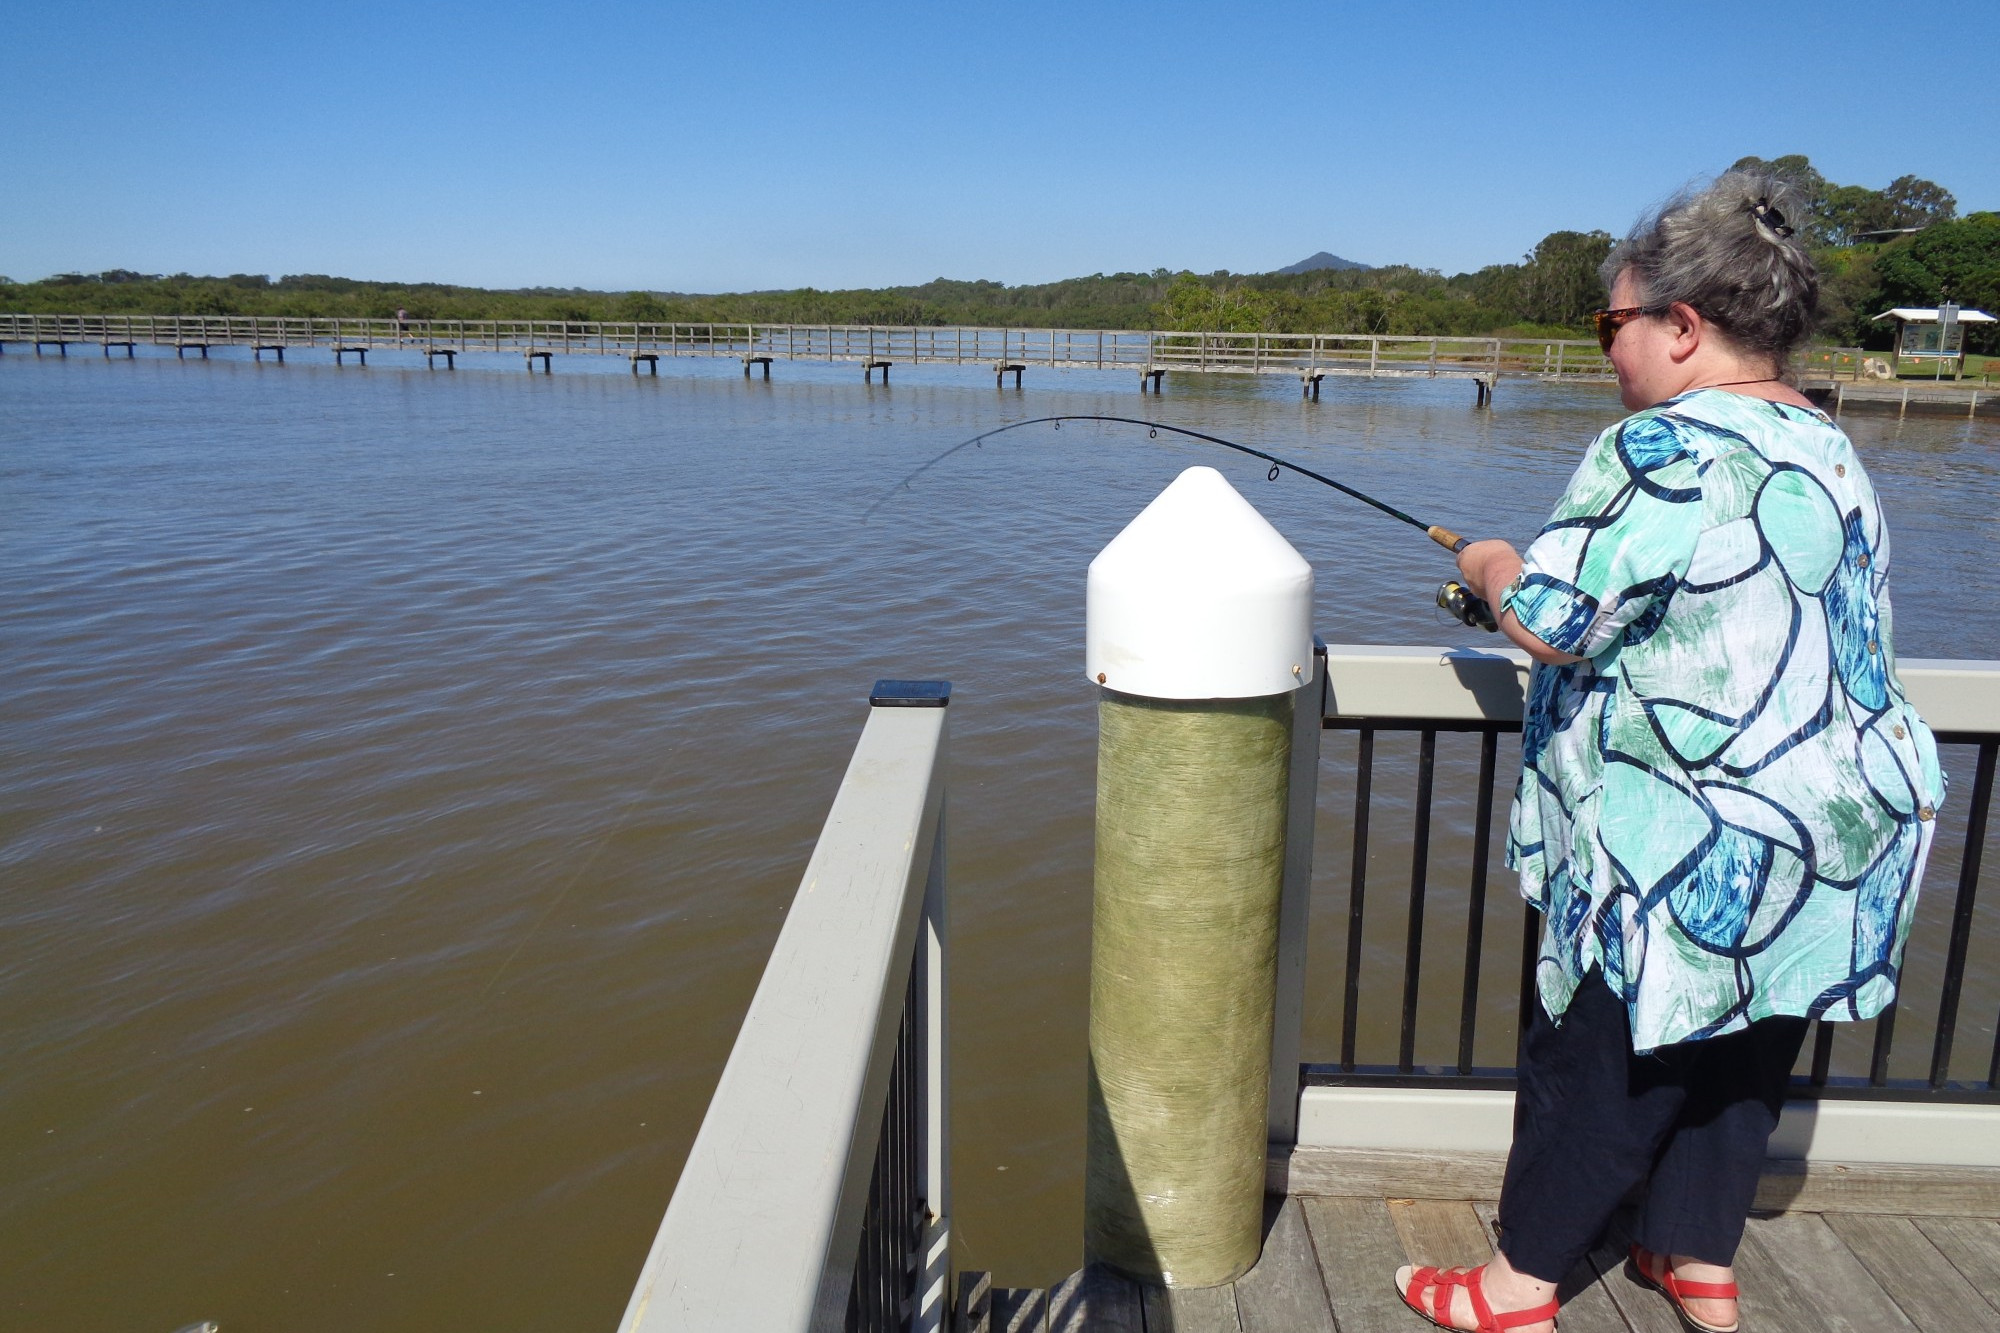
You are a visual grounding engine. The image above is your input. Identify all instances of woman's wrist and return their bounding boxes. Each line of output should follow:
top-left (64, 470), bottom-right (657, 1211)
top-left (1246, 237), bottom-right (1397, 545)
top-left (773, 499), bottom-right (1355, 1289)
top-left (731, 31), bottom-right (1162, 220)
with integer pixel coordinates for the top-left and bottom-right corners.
top-left (1457, 540), bottom-right (1524, 607)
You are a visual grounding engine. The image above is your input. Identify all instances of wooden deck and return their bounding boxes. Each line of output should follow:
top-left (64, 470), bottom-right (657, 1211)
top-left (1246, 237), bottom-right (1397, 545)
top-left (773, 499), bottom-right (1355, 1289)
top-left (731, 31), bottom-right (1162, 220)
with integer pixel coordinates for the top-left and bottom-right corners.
top-left (1802, 378), bottom-right (1998, 418)
top-left (958, 1193), bottom-right (2000, 1332)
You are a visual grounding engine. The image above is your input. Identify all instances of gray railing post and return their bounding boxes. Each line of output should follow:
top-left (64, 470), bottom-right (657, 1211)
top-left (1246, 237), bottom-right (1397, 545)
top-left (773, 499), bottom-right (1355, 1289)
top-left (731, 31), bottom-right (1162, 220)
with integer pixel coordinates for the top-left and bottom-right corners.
top-left (617, 681), bottom-right (950, 1333)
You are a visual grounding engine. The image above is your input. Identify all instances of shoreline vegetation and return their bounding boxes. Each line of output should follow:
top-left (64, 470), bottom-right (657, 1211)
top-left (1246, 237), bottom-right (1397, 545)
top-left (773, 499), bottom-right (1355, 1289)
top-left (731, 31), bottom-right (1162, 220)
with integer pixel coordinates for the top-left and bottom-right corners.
top-left (5, 158), bottom-right (1993, 354)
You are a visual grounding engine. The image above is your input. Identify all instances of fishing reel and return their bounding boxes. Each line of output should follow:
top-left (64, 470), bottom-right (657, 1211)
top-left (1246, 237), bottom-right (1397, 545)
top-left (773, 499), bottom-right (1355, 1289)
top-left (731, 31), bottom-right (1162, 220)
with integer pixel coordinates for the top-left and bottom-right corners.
top-left (1437, 580), bottom-right (1499, 633)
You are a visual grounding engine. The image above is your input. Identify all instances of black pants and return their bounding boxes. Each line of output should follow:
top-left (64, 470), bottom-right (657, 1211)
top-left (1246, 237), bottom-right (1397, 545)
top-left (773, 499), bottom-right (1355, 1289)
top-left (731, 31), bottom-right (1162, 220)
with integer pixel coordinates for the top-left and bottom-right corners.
top-left (1494, 970), bottom-right (1808, 1283)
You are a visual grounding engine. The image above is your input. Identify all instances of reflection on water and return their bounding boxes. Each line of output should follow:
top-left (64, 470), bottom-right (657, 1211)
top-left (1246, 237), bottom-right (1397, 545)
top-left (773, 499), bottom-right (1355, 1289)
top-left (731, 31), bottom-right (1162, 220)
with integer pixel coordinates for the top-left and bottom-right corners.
top-left (2, 351), bottom-right (1995, 1323)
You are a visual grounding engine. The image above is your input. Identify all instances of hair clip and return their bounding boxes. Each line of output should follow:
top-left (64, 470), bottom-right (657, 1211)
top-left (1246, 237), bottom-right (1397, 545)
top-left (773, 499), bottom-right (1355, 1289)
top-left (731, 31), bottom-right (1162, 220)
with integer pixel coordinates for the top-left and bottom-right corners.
top-left (1750, 199), bottom-right (1794, 239)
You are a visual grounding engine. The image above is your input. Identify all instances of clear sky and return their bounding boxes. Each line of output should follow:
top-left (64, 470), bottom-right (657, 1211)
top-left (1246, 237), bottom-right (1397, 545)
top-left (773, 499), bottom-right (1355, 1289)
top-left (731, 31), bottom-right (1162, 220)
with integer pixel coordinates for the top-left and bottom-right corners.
top-left (5, 1), bottom-right (1994, 293)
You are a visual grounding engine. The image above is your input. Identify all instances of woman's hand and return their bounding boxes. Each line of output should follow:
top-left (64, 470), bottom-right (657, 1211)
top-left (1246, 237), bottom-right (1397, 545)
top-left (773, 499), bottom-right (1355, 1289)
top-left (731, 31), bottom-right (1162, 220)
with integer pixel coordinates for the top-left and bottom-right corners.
top-left (1456, 539), bottom-right (1522, 607)
top-left (1454, 539), bottom-right (1584, 666)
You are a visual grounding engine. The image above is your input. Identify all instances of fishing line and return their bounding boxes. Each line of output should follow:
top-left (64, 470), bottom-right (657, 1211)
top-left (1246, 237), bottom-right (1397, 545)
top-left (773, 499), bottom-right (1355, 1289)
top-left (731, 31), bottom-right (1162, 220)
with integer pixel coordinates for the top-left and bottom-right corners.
top-left (863, 414), bottom-right (1475, 553)
top-left (476, 746), bottom-right (683, 1003)
top-left (866, 414), bottom-right (1499, 631)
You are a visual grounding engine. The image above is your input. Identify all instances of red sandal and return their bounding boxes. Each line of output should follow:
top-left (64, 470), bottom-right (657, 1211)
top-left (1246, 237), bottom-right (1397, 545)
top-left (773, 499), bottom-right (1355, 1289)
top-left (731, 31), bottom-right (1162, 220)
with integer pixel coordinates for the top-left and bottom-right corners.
top-left (1396, 1264), bottom-right (1561, 1331)
top-left (1628, 1245), bottom-right (1739, 1333)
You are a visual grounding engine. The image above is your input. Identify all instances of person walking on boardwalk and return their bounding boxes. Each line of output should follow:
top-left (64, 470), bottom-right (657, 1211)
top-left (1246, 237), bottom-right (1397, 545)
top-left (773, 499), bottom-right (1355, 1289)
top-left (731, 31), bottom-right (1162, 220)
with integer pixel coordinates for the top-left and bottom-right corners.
top-left (1393, 172), bottom-right (1946, 1333)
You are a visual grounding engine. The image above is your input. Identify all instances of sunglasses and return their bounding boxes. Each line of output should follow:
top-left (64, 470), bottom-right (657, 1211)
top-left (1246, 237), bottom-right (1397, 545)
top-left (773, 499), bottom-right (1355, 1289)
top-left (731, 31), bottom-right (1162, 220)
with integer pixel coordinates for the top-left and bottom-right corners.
top-left (1591, 305), bottom-right (1671, 355)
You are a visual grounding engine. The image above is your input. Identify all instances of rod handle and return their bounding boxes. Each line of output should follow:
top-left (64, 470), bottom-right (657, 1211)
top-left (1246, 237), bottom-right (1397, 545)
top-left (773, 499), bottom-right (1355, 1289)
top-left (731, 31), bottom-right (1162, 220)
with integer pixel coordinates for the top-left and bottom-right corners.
top-left (1427, 524), bottom-right (1470, 554)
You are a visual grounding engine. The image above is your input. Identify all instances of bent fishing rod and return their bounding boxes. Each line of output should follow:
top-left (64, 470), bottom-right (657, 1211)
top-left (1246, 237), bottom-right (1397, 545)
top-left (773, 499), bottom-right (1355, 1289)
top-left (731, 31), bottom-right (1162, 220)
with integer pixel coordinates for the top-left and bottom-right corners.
top-left (868, 414), bottom-right (1500, 631)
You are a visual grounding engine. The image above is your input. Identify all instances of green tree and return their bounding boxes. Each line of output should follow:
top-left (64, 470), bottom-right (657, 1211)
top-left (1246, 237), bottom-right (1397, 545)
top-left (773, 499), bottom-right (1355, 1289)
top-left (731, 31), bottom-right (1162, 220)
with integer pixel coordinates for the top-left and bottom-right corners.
top-left (1883, 175), bottom-right (1956, 230)
top-left (1822, 184), bottom-right (1896, 247)
top-left (1519, 230), bottom-right (1614, 325)
top-left (1872, 212), bottom-right (2000, 351)
top-left (1156, 272), bottom-right (1271, 332)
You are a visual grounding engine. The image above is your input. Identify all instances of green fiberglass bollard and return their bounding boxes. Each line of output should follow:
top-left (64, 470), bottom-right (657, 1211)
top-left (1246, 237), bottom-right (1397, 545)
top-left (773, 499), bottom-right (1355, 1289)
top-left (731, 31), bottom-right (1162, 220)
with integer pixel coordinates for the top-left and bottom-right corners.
top-left (1084, 466), bottom-right (1314, 1287)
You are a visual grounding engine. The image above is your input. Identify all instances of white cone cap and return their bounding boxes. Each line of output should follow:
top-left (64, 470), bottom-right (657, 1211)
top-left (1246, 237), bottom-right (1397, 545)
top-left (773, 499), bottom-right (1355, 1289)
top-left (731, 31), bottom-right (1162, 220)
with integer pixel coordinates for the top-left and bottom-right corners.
top-left (1087, 466), bottom-right (1315, 700)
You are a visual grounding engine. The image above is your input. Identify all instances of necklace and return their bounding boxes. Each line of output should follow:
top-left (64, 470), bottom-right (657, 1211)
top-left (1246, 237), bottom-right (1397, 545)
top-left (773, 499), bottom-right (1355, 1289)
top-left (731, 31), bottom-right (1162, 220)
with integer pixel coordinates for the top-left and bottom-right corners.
top-left (1696, 377), bottom-right (1782, 390)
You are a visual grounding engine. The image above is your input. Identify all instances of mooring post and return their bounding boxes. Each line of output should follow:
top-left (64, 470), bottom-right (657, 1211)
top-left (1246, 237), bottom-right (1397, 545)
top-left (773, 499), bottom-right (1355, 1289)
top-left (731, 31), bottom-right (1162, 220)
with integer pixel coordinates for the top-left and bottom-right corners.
top-left (1083, 466), bottom-right (1314, 1288)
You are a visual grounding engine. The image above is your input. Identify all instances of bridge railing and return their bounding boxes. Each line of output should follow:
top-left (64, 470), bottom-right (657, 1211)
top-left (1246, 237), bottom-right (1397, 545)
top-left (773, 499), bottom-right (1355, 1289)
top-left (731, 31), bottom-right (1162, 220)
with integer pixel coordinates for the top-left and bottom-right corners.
top-left (1270, 645), bottom-right (2000, 1167)
top-left (2, 313), bottom-right (1622, 380)
top-left (616, 681), bottom-right (952, 1333)
top-left (1800, 346), bottom-right (1872, 381)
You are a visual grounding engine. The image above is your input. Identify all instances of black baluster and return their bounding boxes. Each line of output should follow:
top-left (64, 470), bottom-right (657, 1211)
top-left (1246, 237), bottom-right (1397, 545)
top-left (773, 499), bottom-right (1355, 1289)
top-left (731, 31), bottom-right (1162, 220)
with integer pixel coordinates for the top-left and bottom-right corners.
top-left (1458, 728), bottom-right (1499, 1074)
top-left (1931, 740), bottom-right (1996, 1088)
top-left (1399, 730), bottom-right (1438, 1074)
top-left (1341, 729), bottom-right (1374, 1073)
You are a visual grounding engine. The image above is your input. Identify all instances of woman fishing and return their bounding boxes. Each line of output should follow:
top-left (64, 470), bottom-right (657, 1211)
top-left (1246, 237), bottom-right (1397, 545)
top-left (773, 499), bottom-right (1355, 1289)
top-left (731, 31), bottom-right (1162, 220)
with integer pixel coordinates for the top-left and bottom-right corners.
top-left (1393, 174), bottom-right (1946, 1333)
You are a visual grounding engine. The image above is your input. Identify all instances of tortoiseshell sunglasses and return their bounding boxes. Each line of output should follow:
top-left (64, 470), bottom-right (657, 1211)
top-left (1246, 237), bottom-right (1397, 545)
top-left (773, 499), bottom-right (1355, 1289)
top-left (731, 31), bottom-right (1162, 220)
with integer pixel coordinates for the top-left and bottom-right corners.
top-left (1591, 305), bottom-right (1671, 355)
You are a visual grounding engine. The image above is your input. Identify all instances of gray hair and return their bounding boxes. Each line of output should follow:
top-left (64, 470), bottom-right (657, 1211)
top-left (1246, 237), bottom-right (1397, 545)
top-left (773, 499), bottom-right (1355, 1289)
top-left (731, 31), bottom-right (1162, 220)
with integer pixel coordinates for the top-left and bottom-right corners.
top-left (1600, 171), bottom-right (1820, 368)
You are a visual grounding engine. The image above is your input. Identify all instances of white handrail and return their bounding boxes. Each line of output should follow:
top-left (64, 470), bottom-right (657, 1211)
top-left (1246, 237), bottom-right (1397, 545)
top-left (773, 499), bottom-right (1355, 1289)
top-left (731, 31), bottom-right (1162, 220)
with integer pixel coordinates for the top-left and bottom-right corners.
top-left (1318, 644), bottom-right (2000, 736)
top-left (617, 693), bottom-right (951, 1333)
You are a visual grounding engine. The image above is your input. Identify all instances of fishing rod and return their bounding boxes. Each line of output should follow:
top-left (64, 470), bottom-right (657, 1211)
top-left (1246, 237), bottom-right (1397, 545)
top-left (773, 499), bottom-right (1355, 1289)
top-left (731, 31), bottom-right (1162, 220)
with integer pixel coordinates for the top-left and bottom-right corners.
top-left (868, 414), bottom-right (1499, 631)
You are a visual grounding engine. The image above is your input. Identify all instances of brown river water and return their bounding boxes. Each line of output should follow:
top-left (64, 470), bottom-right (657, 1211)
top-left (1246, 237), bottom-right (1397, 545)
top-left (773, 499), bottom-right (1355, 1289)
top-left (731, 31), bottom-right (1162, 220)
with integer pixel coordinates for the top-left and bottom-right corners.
top-left (3, 350), bottom-right (1996, 1330)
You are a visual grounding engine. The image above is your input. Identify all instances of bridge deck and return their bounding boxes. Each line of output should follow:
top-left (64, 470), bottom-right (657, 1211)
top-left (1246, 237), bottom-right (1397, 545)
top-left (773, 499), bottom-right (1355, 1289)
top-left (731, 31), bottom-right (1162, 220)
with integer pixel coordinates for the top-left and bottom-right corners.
top-left (0, 313), bottom-right (1619, 386)
top-left (961, 1190), bottom-right (2000, 1332)
top-left (1805, 379), bottom-right (1998, 417)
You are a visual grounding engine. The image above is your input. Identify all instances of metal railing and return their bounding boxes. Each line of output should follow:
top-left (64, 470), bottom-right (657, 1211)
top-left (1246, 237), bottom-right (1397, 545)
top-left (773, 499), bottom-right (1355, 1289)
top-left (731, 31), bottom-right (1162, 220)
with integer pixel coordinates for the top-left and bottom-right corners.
top-left (616, 680), bottom-right (951, 1333)
top-left (0, 313), bottom-right (1617, 382)
top-left (1275, 647), bottom-right (2000, 1125)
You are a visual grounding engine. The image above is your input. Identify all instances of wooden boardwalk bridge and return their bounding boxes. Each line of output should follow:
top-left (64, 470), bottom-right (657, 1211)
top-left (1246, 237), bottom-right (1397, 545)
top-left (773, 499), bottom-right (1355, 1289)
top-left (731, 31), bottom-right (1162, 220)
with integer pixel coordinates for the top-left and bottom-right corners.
top-left (0, 313), bottom-right (1616, 400)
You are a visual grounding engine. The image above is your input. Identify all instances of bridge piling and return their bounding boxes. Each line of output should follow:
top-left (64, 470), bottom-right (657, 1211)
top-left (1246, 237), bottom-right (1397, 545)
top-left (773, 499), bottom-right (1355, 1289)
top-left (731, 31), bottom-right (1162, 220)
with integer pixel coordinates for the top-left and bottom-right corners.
top-left (864, 360), bottom-right (891, 383)
top-left (740, 355), bottom-right (770, 379)
top-left (426, 348), bottom-right (456, 369)
top-left (1141, 368), bottom-right (1165, 394)
top-left (994, 362), bottom-right (1025, 389)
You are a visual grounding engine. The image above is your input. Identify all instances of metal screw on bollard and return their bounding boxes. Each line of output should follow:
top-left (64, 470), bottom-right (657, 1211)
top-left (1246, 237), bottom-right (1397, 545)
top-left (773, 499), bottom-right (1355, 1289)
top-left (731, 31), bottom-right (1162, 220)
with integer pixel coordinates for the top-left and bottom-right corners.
top-left (1083, 466), bottom-right (1315, 1288)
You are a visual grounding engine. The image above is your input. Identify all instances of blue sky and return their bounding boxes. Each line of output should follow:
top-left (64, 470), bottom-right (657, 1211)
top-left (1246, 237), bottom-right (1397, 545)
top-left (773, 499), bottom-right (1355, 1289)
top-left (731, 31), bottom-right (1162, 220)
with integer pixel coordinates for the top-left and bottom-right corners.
top-left (5, 2), bottom-right (1994, 293)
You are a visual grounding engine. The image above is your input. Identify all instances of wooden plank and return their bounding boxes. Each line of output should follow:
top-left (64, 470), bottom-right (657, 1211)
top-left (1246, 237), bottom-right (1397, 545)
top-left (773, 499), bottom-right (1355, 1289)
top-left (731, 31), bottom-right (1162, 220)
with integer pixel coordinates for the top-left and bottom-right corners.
top-left (1274, 1148), bottom-right (2000, 1218)
top-left (1471, 1202), bottom-right (1629, 1333)
top-left (1737, 1213), bottom-right (1916, 1333)
top-left (1271, 1146), bottom-right (1508, 1200)
top-left (1826, 1213), bottom-right (1995, 1331)
top-left (1232, 1197), bottom-right (1337, 1333)
top-left (957, 1270), bottom-right (993, 1333)
top-left (1913, 1216), bottom-right (2000, 1311)
top-left (1047, 1264), bottom-right (1142, 1333)
top-left (1388, 1198), bottom-right (1492, 1270)
top-left (1754, 1160), bottom-right (2000, 1218)
top-left (1301, 1196), bottom-right (1420, 1332)
top-left (1140, 1281), bottom-right (1242, 1333)
top-left (990, 1286), bottom-right (1048, 1333)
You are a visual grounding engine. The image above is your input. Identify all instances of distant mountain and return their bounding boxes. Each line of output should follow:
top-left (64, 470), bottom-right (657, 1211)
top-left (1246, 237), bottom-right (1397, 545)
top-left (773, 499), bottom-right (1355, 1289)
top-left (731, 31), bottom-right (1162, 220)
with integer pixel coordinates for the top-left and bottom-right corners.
top-left (1274, 251), bottom-right (1371, 275)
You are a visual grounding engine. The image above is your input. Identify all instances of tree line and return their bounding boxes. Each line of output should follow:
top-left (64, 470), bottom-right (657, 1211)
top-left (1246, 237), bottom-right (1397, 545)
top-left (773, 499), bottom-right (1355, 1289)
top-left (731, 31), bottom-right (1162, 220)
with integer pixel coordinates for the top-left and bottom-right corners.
top-left (5, 155), bottom-right (1991, 351)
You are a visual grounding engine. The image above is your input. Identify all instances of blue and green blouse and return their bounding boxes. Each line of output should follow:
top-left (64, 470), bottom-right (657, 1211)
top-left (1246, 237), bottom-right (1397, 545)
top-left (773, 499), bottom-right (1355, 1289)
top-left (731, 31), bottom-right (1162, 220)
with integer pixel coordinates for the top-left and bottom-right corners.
top-left (1502, 388), bottom-right (1946, 1053)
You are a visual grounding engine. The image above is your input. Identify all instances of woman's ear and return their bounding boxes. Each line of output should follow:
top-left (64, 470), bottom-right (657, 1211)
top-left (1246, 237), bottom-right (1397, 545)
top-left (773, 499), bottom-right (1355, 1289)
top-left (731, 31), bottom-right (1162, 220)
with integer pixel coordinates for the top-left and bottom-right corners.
top-left (1666, 301), bottom-right (1705, 364)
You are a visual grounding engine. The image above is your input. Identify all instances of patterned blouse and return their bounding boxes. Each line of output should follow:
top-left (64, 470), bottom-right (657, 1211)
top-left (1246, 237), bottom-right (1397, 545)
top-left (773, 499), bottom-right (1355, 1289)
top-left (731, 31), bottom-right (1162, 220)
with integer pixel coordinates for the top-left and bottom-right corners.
top-left (1502, 388), bottom-right (1946, 1053)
